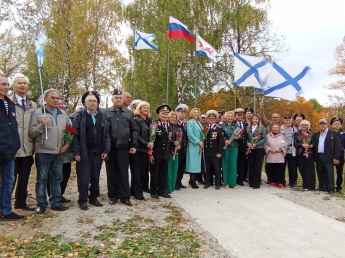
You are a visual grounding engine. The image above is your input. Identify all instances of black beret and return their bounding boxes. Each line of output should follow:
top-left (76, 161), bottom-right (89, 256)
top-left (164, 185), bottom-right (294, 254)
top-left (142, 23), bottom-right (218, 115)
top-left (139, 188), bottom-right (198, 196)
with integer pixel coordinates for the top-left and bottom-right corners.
top-left (112, 89), bottom-right (123, 95)
top-left (330, 117), bottom-right (343, 125)
top-left (218, 111), bottom-right (225, 116)
top-left (244, 107), bottom-right (254, 114)
top-left (156, 104), bottom-right (171, 114)
top-left (283, 114), bottom-right (292, 119)
top-left (293, 113), bottom-right (305, 120)
top-left (81, 91), bottom-right (100, 106)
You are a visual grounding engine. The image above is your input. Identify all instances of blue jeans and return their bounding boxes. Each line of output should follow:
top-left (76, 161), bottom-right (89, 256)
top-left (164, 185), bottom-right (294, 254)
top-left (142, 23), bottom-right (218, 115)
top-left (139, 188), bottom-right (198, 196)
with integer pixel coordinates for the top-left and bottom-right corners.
top-left (0, 159), bottom-right (15, 215)
top-left (35, 153), bottom-right (63, 208)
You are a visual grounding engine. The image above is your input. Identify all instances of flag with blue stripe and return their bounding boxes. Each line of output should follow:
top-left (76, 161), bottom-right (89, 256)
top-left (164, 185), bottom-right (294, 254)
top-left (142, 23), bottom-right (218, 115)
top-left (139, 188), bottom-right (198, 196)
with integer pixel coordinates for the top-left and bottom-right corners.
top-left (264, 62), bottom-right (312, 101)
top-left (34, 29), bottom-right (47, 68)
top-left (234, 53), bottom-right (270, 90)
top-left (135, 30), bottom-right (158, 51)
top-left (196, 34), bottom-right (217, 61)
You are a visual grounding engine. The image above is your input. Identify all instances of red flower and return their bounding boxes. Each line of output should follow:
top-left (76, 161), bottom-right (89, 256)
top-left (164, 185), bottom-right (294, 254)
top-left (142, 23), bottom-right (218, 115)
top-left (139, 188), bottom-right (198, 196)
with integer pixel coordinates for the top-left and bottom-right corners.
top-left (253, 132), bottom-right (260, 137)
top-left (203, 127), bottom-right (208, 132)
top-left (238, 130), bottom-right (244, 135)
top-left (66, 125), bottom-right (76, 134)
top-left (176, 132), bottom-right (183, 138)
top-left (301, 135), bottom-right (310, 140)
top-left (153, 124), bottom-right (158, 130)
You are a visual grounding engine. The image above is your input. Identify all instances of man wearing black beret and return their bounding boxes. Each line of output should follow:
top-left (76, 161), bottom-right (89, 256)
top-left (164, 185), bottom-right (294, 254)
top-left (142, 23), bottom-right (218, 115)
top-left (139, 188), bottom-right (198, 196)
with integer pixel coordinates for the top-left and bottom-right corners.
top-left (104, 89), bottom-right (138, 206)
top-left (331, 117), bottom-right (345, 192)
top-left (71, 91), bottom-right (111, 210)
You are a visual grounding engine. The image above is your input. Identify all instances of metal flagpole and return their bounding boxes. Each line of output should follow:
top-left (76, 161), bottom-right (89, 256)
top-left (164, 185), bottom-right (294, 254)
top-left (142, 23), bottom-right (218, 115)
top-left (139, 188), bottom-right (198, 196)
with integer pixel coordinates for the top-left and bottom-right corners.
top-left (194, 54), bottom-right (198, 107)
top-left (38, 67), bottom-right (48, 139)
top-left (166, 39), bottom-right (170, 104)
top-left (133, 27), bottom-right (137, 99)
top-left (253, 87), bottom-right (256, 114)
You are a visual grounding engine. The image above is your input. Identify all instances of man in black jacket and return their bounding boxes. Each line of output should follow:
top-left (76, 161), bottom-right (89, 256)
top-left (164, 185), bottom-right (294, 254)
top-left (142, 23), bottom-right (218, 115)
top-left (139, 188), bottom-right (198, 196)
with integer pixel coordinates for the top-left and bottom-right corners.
top-left (72, 91), bottom-right (111, 210)
top-left (312, 118), bottom-right (341, 194)
top-left (0, 75), bottom-right (23, 220)
top-left (234, 108), bottom-right (248, 186)
top-left (203, 110), bottom-right (225, 190)
top-left (175, 104), bottom-right (188, 190)
top-left (105, 89), bottom-right (138, 207)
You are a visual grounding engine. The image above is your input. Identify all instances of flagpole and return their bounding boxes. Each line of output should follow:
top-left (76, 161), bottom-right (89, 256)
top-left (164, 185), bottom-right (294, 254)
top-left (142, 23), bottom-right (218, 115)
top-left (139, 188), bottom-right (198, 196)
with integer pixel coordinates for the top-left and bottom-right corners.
top-left (133, 27), bottom-right (137, 99)
top-left (253, 87), bottom-right (256, 114)
top-left (194, 54), bottom-right (198, 107)
top-left (38, 67), bottom-right (48, 139)
top-left (166, 39), bottom-right (170, 104)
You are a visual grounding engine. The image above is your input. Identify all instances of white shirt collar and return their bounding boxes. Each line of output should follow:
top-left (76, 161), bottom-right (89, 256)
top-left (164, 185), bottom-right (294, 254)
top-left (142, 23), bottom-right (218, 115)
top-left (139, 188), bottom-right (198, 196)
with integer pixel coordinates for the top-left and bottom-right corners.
top-left (15, 93), bottom-right (26, 105)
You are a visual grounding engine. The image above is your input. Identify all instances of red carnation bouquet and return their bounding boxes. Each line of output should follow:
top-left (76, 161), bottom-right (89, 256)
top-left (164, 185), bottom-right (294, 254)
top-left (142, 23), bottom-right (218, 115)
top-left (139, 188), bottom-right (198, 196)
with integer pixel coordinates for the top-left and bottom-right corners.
top-left (301, 134), bottom-right (311, 159)
top-left (148, 123), bottom-right (158, 155)
top-left (200, 127), bottom-right (209, 153)
top-left (172, 131), bottom-right (183, 161)
top-left (63, 125), bottom-right (76, 145)
top-left (246, 132), bottom-right (261, 155)
top-left (224, 127), bottom-right (244, 150)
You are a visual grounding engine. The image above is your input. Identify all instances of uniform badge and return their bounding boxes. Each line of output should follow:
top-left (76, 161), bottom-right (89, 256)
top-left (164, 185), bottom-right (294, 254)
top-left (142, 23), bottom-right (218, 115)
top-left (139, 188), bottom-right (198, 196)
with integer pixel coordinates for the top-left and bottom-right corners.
top-left (157, 130), bottom-right (162, 135)
top-left (158, 121), bottom-right (161, 126)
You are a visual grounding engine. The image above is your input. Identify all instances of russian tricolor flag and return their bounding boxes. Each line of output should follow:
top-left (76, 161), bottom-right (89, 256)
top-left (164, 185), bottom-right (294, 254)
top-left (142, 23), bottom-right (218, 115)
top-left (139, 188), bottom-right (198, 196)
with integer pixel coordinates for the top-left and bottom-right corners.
top-left (169, 16), bottom-right (194, 43)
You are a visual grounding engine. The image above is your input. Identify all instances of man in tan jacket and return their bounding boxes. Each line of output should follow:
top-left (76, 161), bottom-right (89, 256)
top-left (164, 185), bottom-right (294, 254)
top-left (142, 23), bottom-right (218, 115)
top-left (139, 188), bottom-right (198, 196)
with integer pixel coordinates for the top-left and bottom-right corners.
top-left (11, 74), bottom-right (37, 211)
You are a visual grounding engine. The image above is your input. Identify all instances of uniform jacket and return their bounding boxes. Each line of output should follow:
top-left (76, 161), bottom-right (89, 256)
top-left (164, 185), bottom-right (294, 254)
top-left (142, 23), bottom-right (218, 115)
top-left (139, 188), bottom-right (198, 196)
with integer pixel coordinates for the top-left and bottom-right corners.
top-left (71, 109), bottom-right (111, 161)
top-left (247, 125), bottom-right (266, 149)
top-left (152, 119), bottom-right (174, 160)
top-left (12, 95), bottom-right (37, 157)
top-left (311, 129), bottom-right (341, 162)
top-left (204, 124), bottom-right (225, 157)
top-left (264, 132), bottom-right (289, 163)
top-left (176, 120), bottom-right (188, 154)
top-left (221, 122), bottom-right (240, 147)
top-left (186, 119), bottom-right (203, 173)
top-left (294, 130), bottom-right (314, 156)
top-left (29, 107), bottom-right (71, 154)
top-left (235, 120), bottom-right (248, 151)
top-left (104, 106), bottom-right (138, 149)
top-left (134, 115), bottom-right (152, 152)
top-left (0, 96), bottom-right (20, 161)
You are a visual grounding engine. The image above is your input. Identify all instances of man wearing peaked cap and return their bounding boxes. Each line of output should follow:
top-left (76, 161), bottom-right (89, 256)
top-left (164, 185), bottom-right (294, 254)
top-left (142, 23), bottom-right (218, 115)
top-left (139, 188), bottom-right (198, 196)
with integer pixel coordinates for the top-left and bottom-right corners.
top-left (156, 104), bottom-right (171, 114)
top-left (331, 116), bottom-right (345, 192)
top-left (104, 88), bottom-right (138, 207)
top-left (175, 103), bottom-right (189, 190)
top-left (312, 117), bottom-right (341, 194)
top-left (81, 91), bottom-right (100, 106)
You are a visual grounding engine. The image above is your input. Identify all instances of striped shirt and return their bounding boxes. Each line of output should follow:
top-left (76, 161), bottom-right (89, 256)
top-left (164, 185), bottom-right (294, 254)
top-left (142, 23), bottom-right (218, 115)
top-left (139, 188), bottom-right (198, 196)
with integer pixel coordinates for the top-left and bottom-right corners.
top-left (3, 99), bottom-right (8, 114)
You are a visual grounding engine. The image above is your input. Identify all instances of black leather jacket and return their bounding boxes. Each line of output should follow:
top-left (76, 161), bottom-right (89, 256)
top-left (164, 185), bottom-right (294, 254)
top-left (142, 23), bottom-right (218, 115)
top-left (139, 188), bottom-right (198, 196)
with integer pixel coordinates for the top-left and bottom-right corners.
top-left (294, 130), bottom-right (313, 156)
top-left (104, 106), bottom-right (138, 149)
top-left (134, 115), bottom-right (152, 152)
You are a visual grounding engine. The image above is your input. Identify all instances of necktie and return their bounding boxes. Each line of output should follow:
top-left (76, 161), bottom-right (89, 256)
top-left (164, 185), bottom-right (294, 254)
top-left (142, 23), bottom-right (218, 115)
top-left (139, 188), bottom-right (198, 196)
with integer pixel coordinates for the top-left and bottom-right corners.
top-left (21, 99), bottom-right (26, 111)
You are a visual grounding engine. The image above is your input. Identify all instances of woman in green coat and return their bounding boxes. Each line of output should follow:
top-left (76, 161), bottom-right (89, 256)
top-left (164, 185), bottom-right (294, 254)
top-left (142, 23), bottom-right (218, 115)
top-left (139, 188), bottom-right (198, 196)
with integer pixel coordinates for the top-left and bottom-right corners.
top-left (221, 111), bottom-right (240, 189)
top-left (166, 112), bottom-right (180, 193)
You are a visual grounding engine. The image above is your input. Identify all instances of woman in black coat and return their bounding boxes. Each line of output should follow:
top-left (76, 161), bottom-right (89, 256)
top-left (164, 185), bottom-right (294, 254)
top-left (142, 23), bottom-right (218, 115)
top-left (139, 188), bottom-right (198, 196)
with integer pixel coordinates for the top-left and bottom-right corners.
top-left (131, 101), bottom-right (153, 200)
top-left (294, 120), bottom-right (315, 190)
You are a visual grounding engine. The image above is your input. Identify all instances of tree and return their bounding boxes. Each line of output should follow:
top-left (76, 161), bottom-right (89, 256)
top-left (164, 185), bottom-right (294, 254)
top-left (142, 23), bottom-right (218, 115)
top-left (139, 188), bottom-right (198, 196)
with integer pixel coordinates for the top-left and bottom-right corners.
top-left (309, 98), bottom-right (323, 113)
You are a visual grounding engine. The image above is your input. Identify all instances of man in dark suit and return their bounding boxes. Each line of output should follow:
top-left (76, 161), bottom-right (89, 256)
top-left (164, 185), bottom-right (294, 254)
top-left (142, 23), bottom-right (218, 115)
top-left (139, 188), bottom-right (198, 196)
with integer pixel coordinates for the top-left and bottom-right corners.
top-left (234, 108), bottom-right (248, 186)
top-left (175, 104), bottom-right (188, 190)
top-left (312, 118), bottom-right (341, 194)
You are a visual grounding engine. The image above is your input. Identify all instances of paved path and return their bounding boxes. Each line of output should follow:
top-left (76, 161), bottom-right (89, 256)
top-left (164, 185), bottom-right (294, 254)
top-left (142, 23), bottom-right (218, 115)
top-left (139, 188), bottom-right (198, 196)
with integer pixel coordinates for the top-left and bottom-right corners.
top-left (173, 180), bottom-right (345, 258)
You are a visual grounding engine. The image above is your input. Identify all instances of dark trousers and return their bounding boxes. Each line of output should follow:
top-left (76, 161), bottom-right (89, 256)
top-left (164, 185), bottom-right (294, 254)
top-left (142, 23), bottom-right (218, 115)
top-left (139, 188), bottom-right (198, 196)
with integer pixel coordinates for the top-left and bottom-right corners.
top-left (248, 148), bottom-right (264, 188)
top-left (76, 153), bottom-right (102, 204)
top-left (284, 154), bottom-right (298, 186)
top-left (237, 150), bottom-right (248, 184)
top-left (267, 163), bottom-right (285, 184)
top-left (265, 158), bottom-right (272, 183)
top-left (130, 151), bottom-right (148, 199)
top-left (316, 154), bottom-right (335, 192)
top-left (205, 156), bottom-right (221, 186)
top-left (13, 156), bottom-right (34, 206)
top-left (47, 162), bottom-right (71, 197)
top-left (150, 157), bottom-right (168, 196)
top-left (335, 151), bottom-right (344, 191)
top-left (297, 154), bottom-right (315, 190)
top-left (176, 152), bottom-right (186, 187)
top-left (105, 148), bottom-right (131, 201)
top-left (143, 162), bottom-right (150, 192)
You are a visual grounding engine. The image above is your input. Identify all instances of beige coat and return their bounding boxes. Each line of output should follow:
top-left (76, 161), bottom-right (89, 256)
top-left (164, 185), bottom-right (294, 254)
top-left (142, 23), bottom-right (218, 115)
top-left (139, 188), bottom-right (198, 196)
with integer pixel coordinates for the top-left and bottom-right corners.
top-left (264, 132), bottom-right (289, 163)
top-left (12, 95), bottom-right (37, 157)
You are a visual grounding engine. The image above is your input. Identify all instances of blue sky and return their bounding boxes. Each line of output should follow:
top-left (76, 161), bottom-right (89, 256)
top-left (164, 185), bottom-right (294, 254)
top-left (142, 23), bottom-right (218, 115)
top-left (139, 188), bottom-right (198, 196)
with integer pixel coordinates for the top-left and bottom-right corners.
top-left (268, 0), bottom-right (345, 105)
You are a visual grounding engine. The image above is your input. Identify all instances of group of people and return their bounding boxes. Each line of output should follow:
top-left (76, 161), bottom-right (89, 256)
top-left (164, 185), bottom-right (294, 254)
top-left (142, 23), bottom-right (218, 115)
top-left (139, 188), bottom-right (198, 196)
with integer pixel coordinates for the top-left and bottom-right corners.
top-left (0, 73), bottom-right (344, 221)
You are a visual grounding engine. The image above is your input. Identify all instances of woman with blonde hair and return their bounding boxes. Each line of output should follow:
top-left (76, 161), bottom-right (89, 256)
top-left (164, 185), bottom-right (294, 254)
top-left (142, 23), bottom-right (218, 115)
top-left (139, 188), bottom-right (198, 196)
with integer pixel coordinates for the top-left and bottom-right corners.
top-left (294, 119), bottom-right (315, 190)
top-left (131, 101), bottom-right (152, 200)
top-left (185, 108), bottom-right (203, 189)
top-left (246, 114), bottom-right (266, 189)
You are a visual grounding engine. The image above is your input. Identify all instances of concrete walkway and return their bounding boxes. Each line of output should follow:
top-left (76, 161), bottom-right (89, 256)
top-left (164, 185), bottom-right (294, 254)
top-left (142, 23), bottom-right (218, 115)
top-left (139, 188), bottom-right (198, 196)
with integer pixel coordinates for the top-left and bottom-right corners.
top-left (173, 180), bottom-right (345, 258)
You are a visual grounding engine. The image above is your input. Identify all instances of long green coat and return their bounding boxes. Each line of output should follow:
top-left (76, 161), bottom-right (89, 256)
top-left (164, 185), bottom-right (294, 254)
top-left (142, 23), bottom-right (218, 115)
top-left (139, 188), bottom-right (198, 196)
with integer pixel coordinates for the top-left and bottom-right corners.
top-left (186, 119), bottom-right (203, 173)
